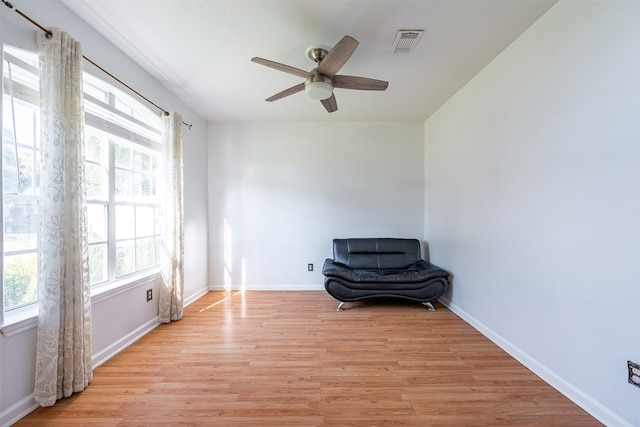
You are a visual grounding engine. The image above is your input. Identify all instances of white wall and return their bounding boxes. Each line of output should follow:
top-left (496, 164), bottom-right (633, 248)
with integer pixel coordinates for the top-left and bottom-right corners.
top-left (208, 121), bottom-right (425, 290)
top-left (0, 1), bottom-right (209, 424)
top-left (424, 1), bottom-right (640, 425)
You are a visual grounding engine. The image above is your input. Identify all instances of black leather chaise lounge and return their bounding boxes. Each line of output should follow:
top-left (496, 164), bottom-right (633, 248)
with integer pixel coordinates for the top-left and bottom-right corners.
top-left (322, 238), bottom-right (450, 311)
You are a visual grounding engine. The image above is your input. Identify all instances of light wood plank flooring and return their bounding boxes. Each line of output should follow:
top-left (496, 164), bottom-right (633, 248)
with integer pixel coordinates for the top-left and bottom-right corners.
top-left (16, 291), bottom-right (601, 426)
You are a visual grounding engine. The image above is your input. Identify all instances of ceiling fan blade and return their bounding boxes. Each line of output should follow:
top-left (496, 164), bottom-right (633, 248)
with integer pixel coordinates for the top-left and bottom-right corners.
top-left (251, 57), bottom-right (310, 79)
top-left (321, 94), bottom-right (338, 113)
top-left (333, 75), bottom-right (389, 91)
top-left (317, 36), bottom-right (359, 77)
top-left (265, 83), bottom-right (305, 102)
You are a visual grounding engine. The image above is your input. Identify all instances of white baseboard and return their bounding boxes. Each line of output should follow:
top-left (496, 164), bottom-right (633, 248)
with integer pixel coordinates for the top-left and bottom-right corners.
top-left (184, 287), bottom-right (209, 306)
top-left (0, 394), bottom-right (37, 427)
top-left (439, 297), bottom-right (632, 427)
top-left (92, 317), bottom-right (159, 368)
top-left (208, 284), bottom-right (324, 291)
top-left (92, 286), bottom-right (208, 368)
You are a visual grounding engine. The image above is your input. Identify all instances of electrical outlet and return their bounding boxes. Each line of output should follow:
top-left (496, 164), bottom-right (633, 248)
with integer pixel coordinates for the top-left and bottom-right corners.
top-left (146, 288), bottom-right (153, 302)
top-left (628, 360), bottom-right (640, 388)
top-left (308, 263), bottom-right (313, 271)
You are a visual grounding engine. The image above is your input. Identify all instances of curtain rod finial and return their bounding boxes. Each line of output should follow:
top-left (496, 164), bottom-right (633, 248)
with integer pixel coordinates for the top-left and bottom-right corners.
top-left (164, 111), bottom-right (170, 116)
top-left (2, 0), bottom-right (15, 9)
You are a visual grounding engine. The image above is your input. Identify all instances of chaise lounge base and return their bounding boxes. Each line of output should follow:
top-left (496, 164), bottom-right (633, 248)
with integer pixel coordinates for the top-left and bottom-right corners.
top-left (322, 238), bottom-right (450, 311)
top-left (334, 301), bottom-right (438, 312)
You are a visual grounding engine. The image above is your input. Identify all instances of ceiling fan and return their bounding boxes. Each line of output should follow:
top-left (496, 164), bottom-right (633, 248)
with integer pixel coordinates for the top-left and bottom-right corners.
top-left (251, 36), bottom-right (388, 113)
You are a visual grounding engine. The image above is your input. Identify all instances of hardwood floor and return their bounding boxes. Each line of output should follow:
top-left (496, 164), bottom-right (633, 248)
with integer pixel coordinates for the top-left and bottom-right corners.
top-left (16, 291), bottom-right (601, 426)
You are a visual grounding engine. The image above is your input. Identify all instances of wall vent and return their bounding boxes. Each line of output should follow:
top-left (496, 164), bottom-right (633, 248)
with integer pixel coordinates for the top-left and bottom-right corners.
top-left (392, 30), bottom-right (424, 53)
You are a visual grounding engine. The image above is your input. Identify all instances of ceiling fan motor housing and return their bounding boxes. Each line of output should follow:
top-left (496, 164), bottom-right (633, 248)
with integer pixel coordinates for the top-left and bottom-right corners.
top-left (305, 69), bottom-right (333, 100)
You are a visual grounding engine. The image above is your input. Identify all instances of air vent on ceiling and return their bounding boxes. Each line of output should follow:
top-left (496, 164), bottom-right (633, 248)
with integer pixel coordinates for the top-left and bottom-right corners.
top-left (392, 30), bottom-right (424, 53)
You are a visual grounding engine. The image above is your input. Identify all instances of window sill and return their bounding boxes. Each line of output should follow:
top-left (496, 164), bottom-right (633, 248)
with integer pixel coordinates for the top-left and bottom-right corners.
top-left (1, 269), bottom-right (161, 338)
top-left (1, 305), bottom-right (38, 337)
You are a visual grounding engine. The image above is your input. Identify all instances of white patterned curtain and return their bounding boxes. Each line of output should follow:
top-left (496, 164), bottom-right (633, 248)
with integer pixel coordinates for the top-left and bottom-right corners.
top-left (34, 28), bottom-right (92, 407)
top-left (158, 112), bottom-right (184, 323)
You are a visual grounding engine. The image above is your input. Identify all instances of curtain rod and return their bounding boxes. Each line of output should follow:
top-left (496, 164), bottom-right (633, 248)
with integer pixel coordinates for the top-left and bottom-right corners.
top-left (2, 0), bottom-right (193, 130)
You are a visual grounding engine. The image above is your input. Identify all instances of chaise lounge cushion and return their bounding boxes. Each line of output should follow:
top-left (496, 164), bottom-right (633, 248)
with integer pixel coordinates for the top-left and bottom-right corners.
top-left (322, 259), bottom-right (447, 286)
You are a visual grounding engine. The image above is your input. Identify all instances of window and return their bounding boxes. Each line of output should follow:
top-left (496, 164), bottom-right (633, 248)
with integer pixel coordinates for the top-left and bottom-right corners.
top-left (83, 73), bottom-right (162, 287)
top-left (2, 45), bottom-right (163, 315)
top-left (2, 47), bottom-right (40, 311)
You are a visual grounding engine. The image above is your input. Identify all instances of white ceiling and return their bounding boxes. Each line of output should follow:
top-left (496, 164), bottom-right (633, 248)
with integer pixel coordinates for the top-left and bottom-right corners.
top-left (60, 0), bottom-right (556, 122)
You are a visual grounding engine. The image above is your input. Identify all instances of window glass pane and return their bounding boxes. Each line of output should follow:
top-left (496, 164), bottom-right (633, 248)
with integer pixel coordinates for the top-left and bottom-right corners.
top-left (115, 169), bottom-right (132, 202)
top-left (16, 146), bottom-right (37, 195)
top-left (115, 144), bottom-right (131, 169)
top-left (85, 129), bottom-right (108, 165)
top-left (3, 98), bottom-right (39, 195)
top-left (3, 139), bottom-right (19, 194)
top-left (87, 203), bottom-right (107, 243)
top-left (34, 151), bottom-right (41, 189)
top-left (115, 240), bottom-right (134, 277)
top-left (3, 198), bottom-right (38, 243)
top-left (4, 232), bottom-right (38, 253)
top-left (2, 98), bottom-right (16, 142)
top-left (12, 101), bottom-right (37, 147)
top-left (115, 205), bottom-right (135, 240)
top-left (136, 206), bottom-right (155, 237)
top-left (132, 150), bottom-right (151, 172)
top-left (136, 237), bottom-right (155, 270)
top-left (3, 253), bottom-right (37, 310)
top-left (85, 162), bottom-right (108, 201)
top-left (133, 173), bottom-right (154, 199)
top-left (88, 243), bottom-right (108, 285)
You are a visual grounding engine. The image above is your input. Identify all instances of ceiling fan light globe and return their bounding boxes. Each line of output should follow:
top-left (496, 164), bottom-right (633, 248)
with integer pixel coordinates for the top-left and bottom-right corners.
top-left (305, 81), bottom-right (333, 100)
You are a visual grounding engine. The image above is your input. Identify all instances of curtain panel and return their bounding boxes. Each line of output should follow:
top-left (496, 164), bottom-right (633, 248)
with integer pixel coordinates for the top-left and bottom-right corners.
top-left (34, 28), bottom-right (92, 407)
top-left (158, 112), bottom-right (185, 323)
